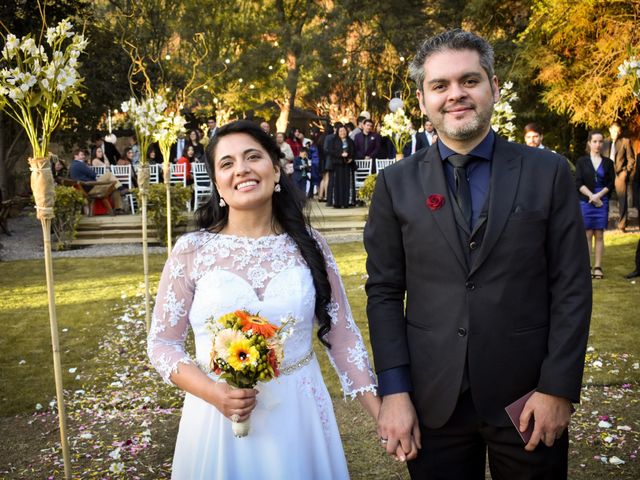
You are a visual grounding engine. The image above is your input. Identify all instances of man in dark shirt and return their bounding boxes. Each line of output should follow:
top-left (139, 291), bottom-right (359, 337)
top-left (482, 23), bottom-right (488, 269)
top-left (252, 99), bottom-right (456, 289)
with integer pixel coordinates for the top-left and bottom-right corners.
top-left (353, 119), bottom-right (381, 161)
top-left (69, 149), bottom-right (123, 213)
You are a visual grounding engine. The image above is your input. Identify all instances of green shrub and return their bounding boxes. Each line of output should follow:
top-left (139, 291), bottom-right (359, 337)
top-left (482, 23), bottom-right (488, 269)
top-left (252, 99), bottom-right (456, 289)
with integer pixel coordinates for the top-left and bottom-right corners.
top-left (133, 183), bottom-right (193, 246)
top-left (52, 185), bottom-right (85, 250)
top-left (357, 173), bottom-right (377, 206)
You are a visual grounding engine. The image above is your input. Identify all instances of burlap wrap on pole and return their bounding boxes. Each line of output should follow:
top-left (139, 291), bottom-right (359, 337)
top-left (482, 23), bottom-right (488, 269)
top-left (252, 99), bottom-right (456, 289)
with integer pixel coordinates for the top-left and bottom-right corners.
top-left (138, 164), bottom-right (150, 194)
top-left (163, 161), bottom-right (170, 182)
top-left (28, 157), bottom-right (55, 220)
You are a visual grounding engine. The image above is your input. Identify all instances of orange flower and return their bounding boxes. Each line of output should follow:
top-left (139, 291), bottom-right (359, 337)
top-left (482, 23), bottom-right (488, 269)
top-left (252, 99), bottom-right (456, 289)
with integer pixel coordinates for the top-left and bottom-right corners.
top-left (235, 310), bottom-right (278, 338)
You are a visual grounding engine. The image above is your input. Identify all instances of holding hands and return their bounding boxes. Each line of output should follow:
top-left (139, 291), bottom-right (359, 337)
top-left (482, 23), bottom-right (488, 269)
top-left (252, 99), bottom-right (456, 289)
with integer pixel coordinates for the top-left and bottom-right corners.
top-left (377, 393), bottom-right (421, 462)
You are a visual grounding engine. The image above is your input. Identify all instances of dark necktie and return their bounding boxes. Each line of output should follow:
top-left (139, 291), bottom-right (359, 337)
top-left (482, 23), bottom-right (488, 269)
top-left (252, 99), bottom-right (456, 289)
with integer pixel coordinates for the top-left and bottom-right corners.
top-left (447, 154), bottom-right (474, 226)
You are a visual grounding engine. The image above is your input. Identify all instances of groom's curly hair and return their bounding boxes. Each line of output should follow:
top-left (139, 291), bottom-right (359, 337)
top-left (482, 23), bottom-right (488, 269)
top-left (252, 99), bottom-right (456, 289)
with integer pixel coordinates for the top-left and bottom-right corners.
top-left (196, 120), bottom-right (333, 347)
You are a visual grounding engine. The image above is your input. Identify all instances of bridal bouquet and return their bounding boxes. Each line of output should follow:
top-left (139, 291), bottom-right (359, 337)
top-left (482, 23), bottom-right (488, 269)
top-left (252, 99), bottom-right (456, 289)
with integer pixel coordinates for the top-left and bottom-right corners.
top-left (206, 310), bottom-right (294, 437)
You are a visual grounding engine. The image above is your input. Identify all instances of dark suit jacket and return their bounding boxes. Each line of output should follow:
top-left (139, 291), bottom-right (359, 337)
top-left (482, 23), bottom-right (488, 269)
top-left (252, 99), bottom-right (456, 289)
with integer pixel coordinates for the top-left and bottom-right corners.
top-left (602, 137), bottom-right (636, 175)
top-left (354, 132), bottom-right (381, 159)
top-left (403, 133), bottom-right (428, 157)
top-left (327, 135), bottom-right (356, 168)
top-left (574, 156), bottom-right (615, 201)
top-left (364, 136), bottom-right (592, 429)
top-left (103, 142), bottom-right (121, 165)
top-left (170, 138), bottom-right (188, 164)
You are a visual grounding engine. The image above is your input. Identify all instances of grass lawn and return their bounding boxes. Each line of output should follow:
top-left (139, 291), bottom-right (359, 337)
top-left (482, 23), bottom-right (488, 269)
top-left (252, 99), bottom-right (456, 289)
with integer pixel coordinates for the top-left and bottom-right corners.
top-left (0, 232), bottom-right (638, 478)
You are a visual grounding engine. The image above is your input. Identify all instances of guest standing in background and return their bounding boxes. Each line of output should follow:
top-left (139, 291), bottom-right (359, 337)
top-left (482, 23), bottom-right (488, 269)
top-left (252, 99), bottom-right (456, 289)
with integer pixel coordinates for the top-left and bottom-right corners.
top-left (602, 121), bottom-right (636, 232)
top-left (327, 125), bottom-right (356, 208)
top-left (575, 130), bottom-right (615, 280)
top-left (187, 129), bottom-right (205, 162)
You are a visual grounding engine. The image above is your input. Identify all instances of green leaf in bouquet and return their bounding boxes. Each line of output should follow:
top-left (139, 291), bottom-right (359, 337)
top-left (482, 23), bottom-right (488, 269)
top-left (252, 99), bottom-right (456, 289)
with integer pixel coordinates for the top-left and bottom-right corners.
top-left (29, 90), bottom-right (43, 108)
top-left (71, 94), bottom-right (82, 108)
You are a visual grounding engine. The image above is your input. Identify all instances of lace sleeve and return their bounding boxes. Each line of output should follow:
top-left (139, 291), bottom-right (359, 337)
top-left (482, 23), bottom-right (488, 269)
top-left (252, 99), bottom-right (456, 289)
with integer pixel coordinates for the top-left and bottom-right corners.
top-left (313, 230), bottom-right (377, 399)
top-left (147, 234), bottom-right (198, 385)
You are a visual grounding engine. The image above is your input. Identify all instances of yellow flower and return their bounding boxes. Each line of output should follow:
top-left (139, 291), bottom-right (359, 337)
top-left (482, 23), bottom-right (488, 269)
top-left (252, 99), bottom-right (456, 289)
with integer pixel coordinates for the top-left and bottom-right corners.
top-left (213, 328), bottom-right (244, 361)
top-left (227, 338), bottom-right (259, 371)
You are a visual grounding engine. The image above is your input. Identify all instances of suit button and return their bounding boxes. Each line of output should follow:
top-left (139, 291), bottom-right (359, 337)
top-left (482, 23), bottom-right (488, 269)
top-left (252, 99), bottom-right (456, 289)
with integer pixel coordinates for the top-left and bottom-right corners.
top-left (469, 241), bottom-right (478, 250)
top-left (457, 327), bottom-right (467, 337)
top-left (465, 281), bottom-right (475, 290)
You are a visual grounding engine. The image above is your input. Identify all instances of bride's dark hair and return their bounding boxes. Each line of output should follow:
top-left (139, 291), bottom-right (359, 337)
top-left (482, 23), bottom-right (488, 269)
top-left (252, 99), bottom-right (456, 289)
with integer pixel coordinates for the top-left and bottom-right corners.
top-left (195, 120), bottom-right (333, 347)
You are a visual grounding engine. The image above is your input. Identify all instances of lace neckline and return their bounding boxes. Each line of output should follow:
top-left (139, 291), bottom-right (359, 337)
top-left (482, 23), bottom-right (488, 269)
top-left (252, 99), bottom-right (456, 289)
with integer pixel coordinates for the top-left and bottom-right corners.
top-left (200, 229), bottom-right (288, 242)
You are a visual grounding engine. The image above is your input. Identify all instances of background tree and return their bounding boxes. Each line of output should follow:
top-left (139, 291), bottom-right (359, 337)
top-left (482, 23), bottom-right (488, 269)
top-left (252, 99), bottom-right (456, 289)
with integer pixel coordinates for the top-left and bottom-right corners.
top-left (518, 0), bottom-right (640, 135)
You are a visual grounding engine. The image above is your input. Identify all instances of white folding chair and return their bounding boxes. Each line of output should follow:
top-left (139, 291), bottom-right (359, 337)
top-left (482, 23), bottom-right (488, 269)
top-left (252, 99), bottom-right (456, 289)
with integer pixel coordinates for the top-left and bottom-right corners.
top-left (111, 164), bottom-right (136, 214)
top-left (169, 163), bottom-right (192, 211)
top-left (170, 163), bottom-right (187, 186)
top-left (375, 158), bottom-right (396, 172)
top-left (90, 165), bottom-right (106, 177)
top-left (148, 164), bottom-right (161, 184)
top-left (192, 162), bottom-right (212, 208)
top-left (354, 158), bottom-right (372, 190)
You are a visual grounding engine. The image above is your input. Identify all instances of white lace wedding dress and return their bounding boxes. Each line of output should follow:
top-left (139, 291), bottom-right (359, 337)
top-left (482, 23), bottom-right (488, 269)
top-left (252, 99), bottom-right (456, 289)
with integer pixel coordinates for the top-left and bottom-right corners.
top-left (148, 230), bottom-right (377, 479)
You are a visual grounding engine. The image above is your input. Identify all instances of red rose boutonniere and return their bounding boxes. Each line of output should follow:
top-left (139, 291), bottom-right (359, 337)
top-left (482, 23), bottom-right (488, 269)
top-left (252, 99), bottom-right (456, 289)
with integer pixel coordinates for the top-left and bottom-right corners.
top-left (426, 194), bottom-right (445, 211)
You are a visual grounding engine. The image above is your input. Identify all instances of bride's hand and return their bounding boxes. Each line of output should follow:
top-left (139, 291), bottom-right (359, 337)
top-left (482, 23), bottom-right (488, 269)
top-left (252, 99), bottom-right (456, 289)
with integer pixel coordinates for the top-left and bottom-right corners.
top-left (207, 382), bottom-right (258, 422)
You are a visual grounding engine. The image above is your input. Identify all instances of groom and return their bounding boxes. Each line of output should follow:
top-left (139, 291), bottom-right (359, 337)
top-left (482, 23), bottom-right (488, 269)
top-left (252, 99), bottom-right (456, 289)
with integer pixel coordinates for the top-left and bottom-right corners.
top-left (364, 30), bottom-right (591, 479)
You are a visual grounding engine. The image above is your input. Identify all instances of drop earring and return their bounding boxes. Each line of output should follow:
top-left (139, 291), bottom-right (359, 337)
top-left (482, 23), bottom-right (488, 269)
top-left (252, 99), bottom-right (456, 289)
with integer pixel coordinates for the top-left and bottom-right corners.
top-left (274, 183), bottom-right (281, 193)
top-left (219, 197), bottom-right (226, 207)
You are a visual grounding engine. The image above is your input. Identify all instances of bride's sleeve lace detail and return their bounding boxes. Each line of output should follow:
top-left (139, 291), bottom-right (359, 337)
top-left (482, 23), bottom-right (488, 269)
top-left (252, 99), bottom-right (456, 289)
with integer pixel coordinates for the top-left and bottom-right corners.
top-left (311, 230), bottom-right (377, 399)
top-left (147, 234), bottom-right (199, 385)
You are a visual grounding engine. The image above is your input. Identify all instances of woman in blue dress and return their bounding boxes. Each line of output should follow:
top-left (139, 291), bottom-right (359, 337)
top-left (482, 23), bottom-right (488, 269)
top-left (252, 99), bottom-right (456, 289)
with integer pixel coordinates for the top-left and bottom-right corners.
top-left (575, 130), bottom-right (615, 279)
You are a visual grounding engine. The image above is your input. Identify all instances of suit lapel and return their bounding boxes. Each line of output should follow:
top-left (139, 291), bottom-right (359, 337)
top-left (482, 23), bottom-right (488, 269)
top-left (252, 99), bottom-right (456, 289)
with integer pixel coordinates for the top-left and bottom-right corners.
top-left (469, 137), bottom-right (522, 276)
top-left (418, 145), bottom-right (468, 271)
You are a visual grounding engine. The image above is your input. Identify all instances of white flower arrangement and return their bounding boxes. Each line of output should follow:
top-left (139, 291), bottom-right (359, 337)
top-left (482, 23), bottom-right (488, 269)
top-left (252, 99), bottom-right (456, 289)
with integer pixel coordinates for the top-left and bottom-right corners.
top-left (379, 108), bottom-right (413, 157)
top-left (0, 19), bottom-right (88, 158)
top-left (617, 57), bottom-right (640, 98)
top-left (153, 111), bottom-right (186, 165)
top-left (121, 94), bottom-right (168, 166)
top-left (491, 81), bottom-right (518, 141)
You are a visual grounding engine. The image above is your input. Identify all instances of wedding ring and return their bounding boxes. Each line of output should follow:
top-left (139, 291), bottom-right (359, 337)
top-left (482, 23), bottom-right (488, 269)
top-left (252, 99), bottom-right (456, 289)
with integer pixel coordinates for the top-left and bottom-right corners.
top-left (380, 437), bottom-right (388, 445)
top-left (230, 414), bottom-right (240, 423)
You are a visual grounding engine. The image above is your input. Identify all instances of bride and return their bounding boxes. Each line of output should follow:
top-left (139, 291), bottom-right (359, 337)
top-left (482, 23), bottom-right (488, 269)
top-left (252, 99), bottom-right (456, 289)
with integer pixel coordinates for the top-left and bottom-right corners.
top-left (148, 120), bottom-right (380, 479)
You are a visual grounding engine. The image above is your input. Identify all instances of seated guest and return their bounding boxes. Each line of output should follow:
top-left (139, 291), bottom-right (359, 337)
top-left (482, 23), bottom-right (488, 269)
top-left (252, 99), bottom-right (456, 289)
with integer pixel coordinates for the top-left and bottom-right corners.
top-left (50, 155), bottom-right (68, 184)
top-left (176, 145), bottom-right (195, 185)
top-left (69, 148), bottom-right (125, 214)
top-left (117, 147), bottom-right (138, 187)
top-left (187, 129), bottom-right (205, 162)
top-left (91, 146), bottom-right (109, 168)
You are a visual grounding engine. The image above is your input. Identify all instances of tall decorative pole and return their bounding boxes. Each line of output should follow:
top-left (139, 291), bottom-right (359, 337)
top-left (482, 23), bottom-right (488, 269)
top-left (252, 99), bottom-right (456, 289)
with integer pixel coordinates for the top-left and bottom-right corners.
top-left (0, 18), bottom-right (88, 479)
top-left (121, 95), bottom-right (167, 331)
top-left (29, 158), bottom-right (72, 480)
top-left (155, 111), bottom-right (184, 257)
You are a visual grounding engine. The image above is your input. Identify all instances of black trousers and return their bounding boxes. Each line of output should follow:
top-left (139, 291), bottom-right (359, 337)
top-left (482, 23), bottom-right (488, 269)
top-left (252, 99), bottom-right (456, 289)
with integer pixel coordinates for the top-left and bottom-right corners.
top-left (407, 391), bottom-right (568, 480)
top-left (635, 238), bottom-right (640, 271)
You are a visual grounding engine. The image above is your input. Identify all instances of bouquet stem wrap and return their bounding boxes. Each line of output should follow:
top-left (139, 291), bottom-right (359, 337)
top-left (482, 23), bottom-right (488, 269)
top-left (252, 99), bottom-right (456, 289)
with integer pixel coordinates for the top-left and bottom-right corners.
top-left (232, 415), bottom-right (251, 438)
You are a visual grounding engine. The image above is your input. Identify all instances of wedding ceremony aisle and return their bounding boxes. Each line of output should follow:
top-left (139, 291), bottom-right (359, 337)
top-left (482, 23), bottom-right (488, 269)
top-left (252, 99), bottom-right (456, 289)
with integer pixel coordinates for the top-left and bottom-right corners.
top-left (0, 236), bottom-right (638, 478)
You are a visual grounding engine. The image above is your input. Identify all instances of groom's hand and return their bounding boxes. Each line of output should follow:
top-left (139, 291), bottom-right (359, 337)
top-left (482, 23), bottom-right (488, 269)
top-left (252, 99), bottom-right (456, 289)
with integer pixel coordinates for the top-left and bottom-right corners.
top-left (377, 392), bottom-right (421, 461)
top-left (520, 392), bottom-right (572, 452)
